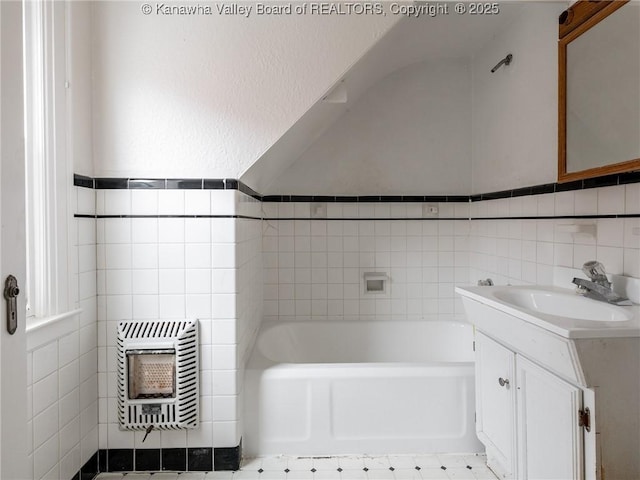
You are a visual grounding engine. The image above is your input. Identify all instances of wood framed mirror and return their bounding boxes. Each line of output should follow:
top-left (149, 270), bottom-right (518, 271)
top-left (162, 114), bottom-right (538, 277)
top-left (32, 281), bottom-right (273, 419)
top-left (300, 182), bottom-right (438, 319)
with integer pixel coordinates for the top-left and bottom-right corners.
top-left (558, 0), bottom-right (640, 183)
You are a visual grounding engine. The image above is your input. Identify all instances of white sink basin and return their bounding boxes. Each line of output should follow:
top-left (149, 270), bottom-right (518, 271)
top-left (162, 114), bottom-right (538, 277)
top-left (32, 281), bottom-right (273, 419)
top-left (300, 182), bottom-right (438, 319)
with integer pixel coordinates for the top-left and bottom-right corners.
top-left (455, 284), bottom-right (640, 338)
top-left (493, 288), bottom-right (633, 322)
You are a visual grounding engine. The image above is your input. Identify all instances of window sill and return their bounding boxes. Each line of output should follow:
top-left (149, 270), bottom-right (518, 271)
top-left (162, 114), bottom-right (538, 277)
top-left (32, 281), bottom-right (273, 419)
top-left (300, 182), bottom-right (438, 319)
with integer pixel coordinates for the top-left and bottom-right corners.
top-left (26, 309), bottom-right (82, 352)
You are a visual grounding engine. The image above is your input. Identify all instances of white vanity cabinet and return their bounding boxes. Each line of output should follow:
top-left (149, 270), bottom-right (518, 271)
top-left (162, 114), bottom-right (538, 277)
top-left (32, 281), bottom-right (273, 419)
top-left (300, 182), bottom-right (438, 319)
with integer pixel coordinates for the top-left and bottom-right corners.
top-left (475, 332), bottom-right (584, 480)
top-left (515, 355), bottom-right (583, 480)
top-left (475, 332), bottom-right (516, 478)
top-left (458, 283), bottom-right (640, 480)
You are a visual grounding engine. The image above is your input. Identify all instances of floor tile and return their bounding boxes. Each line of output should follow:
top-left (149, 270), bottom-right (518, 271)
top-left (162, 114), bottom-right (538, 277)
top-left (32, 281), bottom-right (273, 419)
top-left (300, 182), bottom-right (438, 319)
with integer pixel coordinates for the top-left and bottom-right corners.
top-left (151, 474), bottom-right (180, 480)
top-left (391, 468), bottom-right (423, 480)
top-left (362, 456), bottom-right (391, 470)
top-left (470, 466), bottom-right (497, 480)
top-left (412, 457), bottom-right (443, 469)
top-left (313, 471), bottom-right (341, 480)
top-left (445, 467), bottom-right (476, 479)
top-left (179, 473), bottom-right (207, 480)
top-left (339, 468), bottom-right (368, 479)
top-left (437, 455), bottom-right (475, 469)
top-left (260, 456), bottom-right (290, 471)
top-left (241, 458), bottom-right (263, 471)
top-left (338, 457), bottom-right (366, 469)
top-left (231, 471), bottom-right (259, 479)
top-left (285, 471), bottom-right (314, 479)
top-left (387, 456), bottom-right (419, 469)
top-left (365, 469), bottom-right (395, 479)
top-left (312, 457), bottom-right (341, 471)
top-left (258, 472), bottom-right (287, 480)
top-left (93, 454), bottom-right (495, 480)
top-left (460, 455), bottom-right (486, 468)
top-left (204, 473), bottom-right (234, 479)
top-left (418, 468), bottom-right (450, 480)
top-left (286, 458), bottom-right (314, 471)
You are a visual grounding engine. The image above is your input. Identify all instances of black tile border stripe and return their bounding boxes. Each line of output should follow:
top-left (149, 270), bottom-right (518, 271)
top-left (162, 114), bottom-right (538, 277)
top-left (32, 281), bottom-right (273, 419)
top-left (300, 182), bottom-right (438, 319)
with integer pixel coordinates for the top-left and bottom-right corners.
top-left (213, 441), bottom-right (242, 471)
top-left (472, 214), bottom-right (640, 220)
top-left (74, 445), bottom-right (240, 477)
top-left (129, 178), bottom-right (166, 189)
top-left (135, 448), bottom-right (161, 471)
top-left (73, 174), bottom-right (94, 189)
top-left (75, 213), bottom-right (640, 221)
top-left (204, 178), bottom-right (225, 189)
top-left (74, 170), bottom-right (640, 203)
top-left (268, 217), bottom-right (470, 221)
top-left (74, 214), bottom-right (263, 220)
top-left (263, 194), bottom-right (471, 202)
top-left (105, 448), bottom-right (134, 472)
top-left (167, 178), bottom-right (203, 189)
top-left (162, 447), bottom-right (187, 471)
top-left (74, 450), bottom-right (98, 480)
top-left (266, 214), bottom-right (640, 220)
top-left (94, 177), bottom-right (129, 189)
top-left (189, 447), bottom-right (214, 471)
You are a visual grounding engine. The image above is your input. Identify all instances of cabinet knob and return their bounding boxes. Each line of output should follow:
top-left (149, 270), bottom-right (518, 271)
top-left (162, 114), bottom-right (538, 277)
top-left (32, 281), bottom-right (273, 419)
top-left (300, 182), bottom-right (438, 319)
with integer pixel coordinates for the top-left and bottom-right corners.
top-left (498, 377), bottom-right (510, 387)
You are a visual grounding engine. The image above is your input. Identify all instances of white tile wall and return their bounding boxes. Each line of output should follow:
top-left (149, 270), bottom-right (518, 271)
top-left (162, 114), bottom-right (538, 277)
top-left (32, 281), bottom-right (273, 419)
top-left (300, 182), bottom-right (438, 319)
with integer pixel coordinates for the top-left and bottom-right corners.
top-left (469, 184), bottom-right (639, 286)
top-left (28, 186), bottom-right (98, 480)
top-left (97, 189), bottom-right (262, 454)
top-left (235, 215), bottom-right (263, 448)
top-left (88, 181), bottom-right (637, 473)
top-left (262, 203), bottom-right (471, 323)
top-left (263, 184), bottom-right (638, 326)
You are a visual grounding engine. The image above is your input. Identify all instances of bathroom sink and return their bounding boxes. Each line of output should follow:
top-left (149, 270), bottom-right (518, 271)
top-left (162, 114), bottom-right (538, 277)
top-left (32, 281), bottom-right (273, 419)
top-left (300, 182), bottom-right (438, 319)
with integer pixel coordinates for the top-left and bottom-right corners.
top-left (455, 284), bottom-right (640, 338)
top-left (492, 288), bottom-right (633, 322)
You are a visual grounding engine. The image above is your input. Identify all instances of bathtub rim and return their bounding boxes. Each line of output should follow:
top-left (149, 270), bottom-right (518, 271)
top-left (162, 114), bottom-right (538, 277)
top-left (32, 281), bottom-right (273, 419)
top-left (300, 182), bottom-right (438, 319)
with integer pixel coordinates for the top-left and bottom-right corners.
top-left (247, 318), bottom-right (475, 369)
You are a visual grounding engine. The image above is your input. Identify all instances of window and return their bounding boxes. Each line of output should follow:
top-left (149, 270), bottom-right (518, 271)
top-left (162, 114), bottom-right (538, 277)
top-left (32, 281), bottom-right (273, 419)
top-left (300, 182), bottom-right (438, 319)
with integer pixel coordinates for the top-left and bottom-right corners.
top-left (23, 0), bottom-right (73, 323)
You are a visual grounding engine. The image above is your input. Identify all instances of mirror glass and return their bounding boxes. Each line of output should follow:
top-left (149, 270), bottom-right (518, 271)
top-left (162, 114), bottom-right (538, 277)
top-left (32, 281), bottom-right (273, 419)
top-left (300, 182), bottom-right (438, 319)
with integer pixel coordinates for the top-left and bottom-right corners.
top-left (559, 1), bottom-right (640, 181)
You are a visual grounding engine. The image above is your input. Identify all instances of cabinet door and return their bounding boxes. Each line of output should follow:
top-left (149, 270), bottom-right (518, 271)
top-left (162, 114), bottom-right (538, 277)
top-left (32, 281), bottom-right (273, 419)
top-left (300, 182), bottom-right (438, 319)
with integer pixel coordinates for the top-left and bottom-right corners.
top-left (475, 332), bottom-right (517, 478)
top-left (516, 355), bottom-right (583, 480)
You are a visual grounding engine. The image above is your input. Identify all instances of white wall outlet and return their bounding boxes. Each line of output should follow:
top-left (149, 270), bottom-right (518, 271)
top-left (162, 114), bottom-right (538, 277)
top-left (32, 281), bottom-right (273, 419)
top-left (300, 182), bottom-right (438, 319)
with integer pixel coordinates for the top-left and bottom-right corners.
top-left (423, 204), bottom-right (439, 217)
top-left (311, 202), bottom-right (327, 219)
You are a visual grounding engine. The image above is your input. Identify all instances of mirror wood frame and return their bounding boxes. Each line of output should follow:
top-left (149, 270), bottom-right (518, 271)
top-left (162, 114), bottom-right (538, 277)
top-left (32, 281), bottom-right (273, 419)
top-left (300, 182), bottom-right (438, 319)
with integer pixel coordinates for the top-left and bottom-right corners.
top-left (558, 0), bottom-right (640, 183)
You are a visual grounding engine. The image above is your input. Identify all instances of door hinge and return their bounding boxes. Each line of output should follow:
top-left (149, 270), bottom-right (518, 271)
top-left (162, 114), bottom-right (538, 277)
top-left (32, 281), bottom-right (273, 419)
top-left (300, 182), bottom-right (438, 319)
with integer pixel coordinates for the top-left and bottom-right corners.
top-left (473, 341), bottom-right (475, 352)
top-left (578, 407), bottom-right (591, 432)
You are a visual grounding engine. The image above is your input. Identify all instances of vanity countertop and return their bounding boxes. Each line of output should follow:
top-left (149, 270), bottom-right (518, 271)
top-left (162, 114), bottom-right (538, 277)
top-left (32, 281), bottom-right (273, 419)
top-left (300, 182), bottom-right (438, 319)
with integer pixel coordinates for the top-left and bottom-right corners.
top-left (456, 284), bottom-right (640, 339)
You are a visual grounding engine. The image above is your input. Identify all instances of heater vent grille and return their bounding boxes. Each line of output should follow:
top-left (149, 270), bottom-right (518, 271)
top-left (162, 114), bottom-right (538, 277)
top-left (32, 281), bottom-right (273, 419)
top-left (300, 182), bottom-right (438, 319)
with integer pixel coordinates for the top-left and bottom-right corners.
top-left (120, 319), bottom-right (193, 340)
top-left (117, 319), bottom-right (199, 430)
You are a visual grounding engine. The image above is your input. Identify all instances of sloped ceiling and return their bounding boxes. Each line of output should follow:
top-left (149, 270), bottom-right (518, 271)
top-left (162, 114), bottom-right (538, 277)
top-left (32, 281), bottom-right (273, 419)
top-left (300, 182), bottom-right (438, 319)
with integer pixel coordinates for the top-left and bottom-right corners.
top-left (241, 6), bottom-right (520, 193)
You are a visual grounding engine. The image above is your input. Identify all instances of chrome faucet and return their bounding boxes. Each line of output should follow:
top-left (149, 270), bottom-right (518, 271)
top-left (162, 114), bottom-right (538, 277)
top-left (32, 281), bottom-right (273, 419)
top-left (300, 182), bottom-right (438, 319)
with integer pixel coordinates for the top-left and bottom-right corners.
top-left (571, 261), bottom-right (632, 306)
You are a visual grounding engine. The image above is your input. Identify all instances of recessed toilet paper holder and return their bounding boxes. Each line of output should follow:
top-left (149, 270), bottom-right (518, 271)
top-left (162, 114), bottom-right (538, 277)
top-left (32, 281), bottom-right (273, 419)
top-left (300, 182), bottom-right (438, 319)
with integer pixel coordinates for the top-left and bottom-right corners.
top-left (364, 272), bottom-right (389, 294)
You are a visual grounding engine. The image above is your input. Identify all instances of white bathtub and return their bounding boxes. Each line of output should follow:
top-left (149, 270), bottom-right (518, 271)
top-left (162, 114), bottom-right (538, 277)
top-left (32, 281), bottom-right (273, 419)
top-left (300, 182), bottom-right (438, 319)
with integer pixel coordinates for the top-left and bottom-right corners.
top-left (243, 320), bottom-right (483, 456)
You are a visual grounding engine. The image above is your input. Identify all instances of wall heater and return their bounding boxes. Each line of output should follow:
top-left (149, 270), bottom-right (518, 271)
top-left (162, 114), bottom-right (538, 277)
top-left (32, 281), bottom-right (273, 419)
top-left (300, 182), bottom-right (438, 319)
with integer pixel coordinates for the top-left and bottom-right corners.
top-left (117, 319), bottom-right (199, 430)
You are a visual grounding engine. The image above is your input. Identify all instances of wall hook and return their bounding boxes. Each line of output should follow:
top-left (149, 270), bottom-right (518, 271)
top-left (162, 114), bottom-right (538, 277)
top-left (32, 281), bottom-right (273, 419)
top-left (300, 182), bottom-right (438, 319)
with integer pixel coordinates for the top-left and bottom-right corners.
top-left (491, 53), bottom-right (513, 73)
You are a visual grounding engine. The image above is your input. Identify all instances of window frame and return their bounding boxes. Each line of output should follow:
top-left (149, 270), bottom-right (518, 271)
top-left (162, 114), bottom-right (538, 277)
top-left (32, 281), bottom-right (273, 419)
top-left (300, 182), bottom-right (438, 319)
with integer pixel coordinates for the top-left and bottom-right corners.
top-left (23, 0), bottom-right (74, 323)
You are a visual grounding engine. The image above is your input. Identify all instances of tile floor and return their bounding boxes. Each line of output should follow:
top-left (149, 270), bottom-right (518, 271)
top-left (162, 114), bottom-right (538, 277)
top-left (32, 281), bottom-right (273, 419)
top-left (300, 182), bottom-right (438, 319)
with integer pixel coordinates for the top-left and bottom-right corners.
top-left (95, 454), bottom-right (497, 480)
